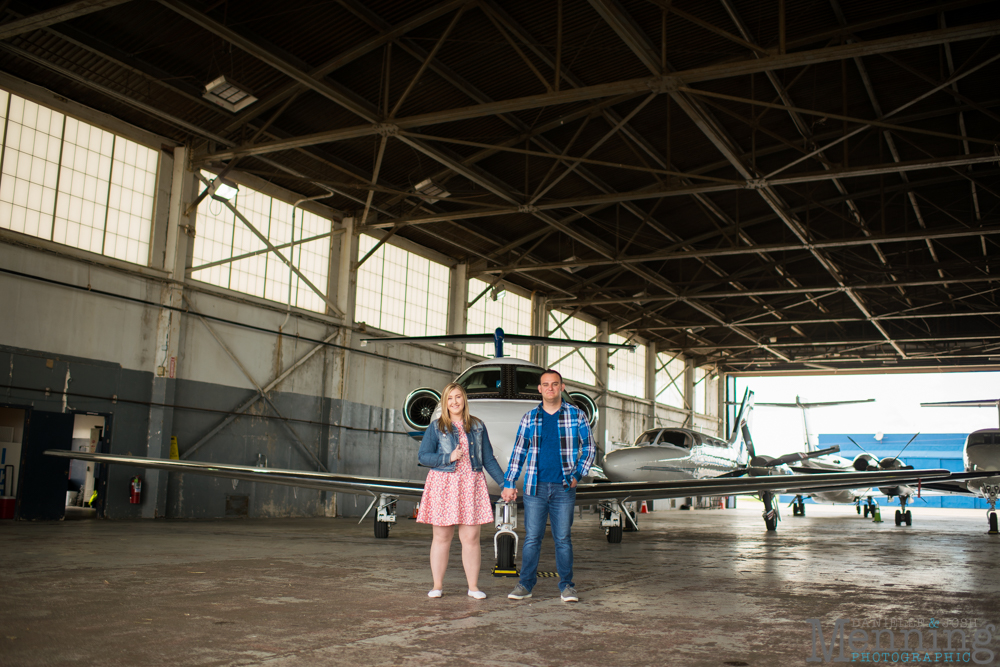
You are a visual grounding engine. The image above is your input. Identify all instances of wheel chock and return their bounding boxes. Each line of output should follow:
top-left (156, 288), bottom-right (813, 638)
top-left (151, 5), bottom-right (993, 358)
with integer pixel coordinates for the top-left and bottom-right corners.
top-left (491, 566), bottom-right (519, 578)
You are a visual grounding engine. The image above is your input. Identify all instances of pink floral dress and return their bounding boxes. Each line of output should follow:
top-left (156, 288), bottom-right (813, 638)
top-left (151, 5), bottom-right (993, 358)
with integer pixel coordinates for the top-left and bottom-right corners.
top-left (416, 422), bottom-right (494, 526)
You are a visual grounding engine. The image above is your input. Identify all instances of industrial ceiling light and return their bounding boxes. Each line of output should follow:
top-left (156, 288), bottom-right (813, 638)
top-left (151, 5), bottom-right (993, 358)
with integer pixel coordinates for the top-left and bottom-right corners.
top-left (203, 75), bottom-right (258, 113)
top-left (210, 176), bottom-right (239, 201)
top-left (491, 284), bottom-right (507, 301)
top-left (414, 178), bottom-right (450, 204)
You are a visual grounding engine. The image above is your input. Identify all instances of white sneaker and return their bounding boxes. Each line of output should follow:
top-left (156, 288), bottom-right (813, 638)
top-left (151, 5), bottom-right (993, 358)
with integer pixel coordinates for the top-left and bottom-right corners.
top-left (468, 590), bottom-right (487, 599)
top-left (427, 589), bottom-right (442, 598)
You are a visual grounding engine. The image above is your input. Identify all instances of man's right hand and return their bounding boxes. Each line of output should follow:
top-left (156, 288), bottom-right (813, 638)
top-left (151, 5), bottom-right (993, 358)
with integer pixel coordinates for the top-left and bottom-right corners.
top-left (501, 488), bottom-right (517, 503)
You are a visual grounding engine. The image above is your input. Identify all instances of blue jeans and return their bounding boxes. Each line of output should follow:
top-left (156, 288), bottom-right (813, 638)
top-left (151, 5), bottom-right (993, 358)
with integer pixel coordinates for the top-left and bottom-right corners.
top-left (520, 482), bottom-right (576, 592)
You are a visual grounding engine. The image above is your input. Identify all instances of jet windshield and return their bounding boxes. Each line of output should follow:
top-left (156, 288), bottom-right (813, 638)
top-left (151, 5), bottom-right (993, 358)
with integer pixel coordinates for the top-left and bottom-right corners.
top-left (455, 364), bottom-right (555, 400)
top-left (457, 366), bottom-right (503, 398)
top-left (968, 431), bottom-right (1000, 447)
top-left (514, 367), bottom-right (544, 398)
top-left (635, 430), bottom-right (660, 445)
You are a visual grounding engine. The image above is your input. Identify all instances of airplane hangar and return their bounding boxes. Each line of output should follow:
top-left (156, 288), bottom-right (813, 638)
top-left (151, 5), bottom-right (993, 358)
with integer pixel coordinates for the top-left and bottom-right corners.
top-left (1, 1), bottom-right (999, 665)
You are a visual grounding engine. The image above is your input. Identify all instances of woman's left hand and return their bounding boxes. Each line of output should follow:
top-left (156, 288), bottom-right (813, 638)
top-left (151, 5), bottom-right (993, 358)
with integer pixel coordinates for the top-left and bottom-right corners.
top-left (449, 448), bottom-right (462, 463)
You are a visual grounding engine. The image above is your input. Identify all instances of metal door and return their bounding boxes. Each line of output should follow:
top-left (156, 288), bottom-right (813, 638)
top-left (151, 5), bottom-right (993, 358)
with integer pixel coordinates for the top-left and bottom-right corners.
top-left (17, 411), bottom-right (74, 521)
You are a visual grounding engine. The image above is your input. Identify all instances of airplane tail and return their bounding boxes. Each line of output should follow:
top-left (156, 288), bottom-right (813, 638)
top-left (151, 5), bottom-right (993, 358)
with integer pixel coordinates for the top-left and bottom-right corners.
top-left (728, 389), bottom-right (755, 456)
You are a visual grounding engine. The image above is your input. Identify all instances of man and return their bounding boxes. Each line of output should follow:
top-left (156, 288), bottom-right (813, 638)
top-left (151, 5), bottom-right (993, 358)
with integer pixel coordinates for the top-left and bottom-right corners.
top-left (501, 368), bottom-right (596, 602)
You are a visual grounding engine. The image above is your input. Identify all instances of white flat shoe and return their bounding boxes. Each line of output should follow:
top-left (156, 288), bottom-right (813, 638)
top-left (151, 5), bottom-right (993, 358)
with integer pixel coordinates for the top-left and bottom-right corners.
top-left (428, 589), bottom-right (443, 598)
top-left (467, 590), bottom-right (487, 600)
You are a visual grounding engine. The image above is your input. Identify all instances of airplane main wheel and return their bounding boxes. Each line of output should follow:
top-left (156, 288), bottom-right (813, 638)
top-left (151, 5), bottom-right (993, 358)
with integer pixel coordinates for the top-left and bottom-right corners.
top-left (856, 504), bottom-right (861, 515)
top-left (623, 508), bottom-right (637, 532)
top-left (989, 512), bottom-right (998, 534)
top-left (764, 514), bottom-right (778, 531)
top-left (863, 506), bottom-right (869, 518)
top-left (607, 524), bottom-right (623, 544)
top-left (497, 534), bottom-right (515, 570)
top-left (798, 503), bottom-right (806, 517)
top-left (894, 510), bottom-right (902, 526)
top-left (374, 517), bottom-right (390, 539)
top-left (904, 510), bottom-right (912, 526)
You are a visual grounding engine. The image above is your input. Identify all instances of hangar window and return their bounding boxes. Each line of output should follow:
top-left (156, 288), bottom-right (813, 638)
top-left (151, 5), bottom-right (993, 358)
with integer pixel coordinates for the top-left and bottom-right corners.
top-left (608, 334), bottom-right (645, 398)
top-left (547, 312), bottom-right (596, 386)
top-left (190, 172), bottom-right (331, 313)
top-left (694, 366), bottom-right (717, 416)
top-left (355, 234), bottom-right (449, 336)
top-left (655, 352), bottom-right (686, 409)
top-left (0, 89), bottom-right (157, 265)
top-left (466, 278), bottom-right (532, 359)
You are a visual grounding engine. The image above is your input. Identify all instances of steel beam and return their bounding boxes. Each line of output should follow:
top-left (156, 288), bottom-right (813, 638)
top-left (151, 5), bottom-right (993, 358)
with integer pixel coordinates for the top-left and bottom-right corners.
top-left (200, 18), bottom-right (1000, 162)
top-left (0, 0), bottom-right (132, 40)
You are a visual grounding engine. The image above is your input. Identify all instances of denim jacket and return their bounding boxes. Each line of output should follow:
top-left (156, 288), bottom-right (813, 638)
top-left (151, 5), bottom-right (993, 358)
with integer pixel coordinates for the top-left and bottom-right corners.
top-left (418, 418), bottom-right (506, 487)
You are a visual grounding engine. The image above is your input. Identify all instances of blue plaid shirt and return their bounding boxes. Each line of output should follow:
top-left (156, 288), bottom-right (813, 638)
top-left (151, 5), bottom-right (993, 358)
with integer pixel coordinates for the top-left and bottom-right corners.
top-left (503, 401), bottom-right (596, 496)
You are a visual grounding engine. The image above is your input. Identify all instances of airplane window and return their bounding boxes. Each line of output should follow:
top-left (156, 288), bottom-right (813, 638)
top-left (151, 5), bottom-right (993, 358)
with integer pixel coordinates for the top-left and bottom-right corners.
top-left (657, 431), bottom-right (691, 448)
top-left (515, 367), bottom-right (544, 398)
top-left (968, 432), bottom-right (1000, 446)
top-left (635, 431), bottom-right (659, 445)
top-left (456, 366), bottom-right (503, 397)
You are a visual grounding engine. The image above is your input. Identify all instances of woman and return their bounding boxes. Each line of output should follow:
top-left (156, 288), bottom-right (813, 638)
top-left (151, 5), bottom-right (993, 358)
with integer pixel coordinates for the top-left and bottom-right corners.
top-left (417, 382), bottom-right (509, 599)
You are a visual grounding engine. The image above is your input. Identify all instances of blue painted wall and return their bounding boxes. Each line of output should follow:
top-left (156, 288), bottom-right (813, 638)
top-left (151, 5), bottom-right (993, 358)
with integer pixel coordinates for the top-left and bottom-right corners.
top-left (781, 433), bottom-right (986, 509)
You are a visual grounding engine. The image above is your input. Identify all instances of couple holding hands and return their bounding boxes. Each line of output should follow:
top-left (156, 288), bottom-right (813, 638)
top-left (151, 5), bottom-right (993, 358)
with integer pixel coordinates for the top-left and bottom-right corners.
top-left (416, 369), bottom-right (596, 602)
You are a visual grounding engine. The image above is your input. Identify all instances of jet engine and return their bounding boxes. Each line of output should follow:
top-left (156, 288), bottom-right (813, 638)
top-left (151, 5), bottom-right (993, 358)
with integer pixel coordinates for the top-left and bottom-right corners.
top-left (878, 456), bottom-right (909, 470)
top-left (567, 392), bottom-right (598, 428)
top-left (852, 454), bottom-right (878, 471)
top-left (402, 388), bottom-right (441, 431)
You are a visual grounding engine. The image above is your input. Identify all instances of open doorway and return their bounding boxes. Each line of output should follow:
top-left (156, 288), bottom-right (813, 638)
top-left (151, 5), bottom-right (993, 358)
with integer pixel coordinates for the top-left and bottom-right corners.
top-left (0, 406), bottom-right (29, 520)
top-left (67, 414), bottom-right (107, 519)
top-left (12, 409), bottom-right (113, 521)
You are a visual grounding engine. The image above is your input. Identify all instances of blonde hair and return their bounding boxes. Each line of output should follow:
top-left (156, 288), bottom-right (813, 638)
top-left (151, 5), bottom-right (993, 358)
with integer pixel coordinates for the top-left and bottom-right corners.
top-left (436, 383), bottom-right (479, 434)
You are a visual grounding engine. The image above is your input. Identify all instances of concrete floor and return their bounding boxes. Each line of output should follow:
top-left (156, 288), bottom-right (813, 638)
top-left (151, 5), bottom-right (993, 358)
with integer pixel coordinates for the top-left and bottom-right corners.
top-left (1, 503), bottom-right (998, 667)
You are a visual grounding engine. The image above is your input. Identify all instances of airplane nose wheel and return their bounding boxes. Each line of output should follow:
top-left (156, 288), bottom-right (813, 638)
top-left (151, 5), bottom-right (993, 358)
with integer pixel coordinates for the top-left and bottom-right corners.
top-left (894, 498), bottom-right (912, 526)
top-left (987, 486), bottom-right (999, 535)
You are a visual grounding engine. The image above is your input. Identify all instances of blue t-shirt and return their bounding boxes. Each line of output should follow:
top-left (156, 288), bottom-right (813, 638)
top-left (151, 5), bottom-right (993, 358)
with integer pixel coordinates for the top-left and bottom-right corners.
top-left (537, 409), bottom-right (563, 484)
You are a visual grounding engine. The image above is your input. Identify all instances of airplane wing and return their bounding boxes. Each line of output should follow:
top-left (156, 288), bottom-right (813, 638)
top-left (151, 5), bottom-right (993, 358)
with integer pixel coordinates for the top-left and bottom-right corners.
top-left (46, 451), bottom-right (953, 508)
top-left (44, 451), bottom-right (426, 500)
top-left (574, 468), bottom-right (954, 504)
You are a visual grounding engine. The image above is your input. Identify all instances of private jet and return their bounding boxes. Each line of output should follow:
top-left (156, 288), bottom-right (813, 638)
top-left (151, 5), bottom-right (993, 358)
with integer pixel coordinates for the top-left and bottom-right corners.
top-left (920, 398), bottom-right (1000, 534)
top-left (46, 329), bottom-right (959, 574)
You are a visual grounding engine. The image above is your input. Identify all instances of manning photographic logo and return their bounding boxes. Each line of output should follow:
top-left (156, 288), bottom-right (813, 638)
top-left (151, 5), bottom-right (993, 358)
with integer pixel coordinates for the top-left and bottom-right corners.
top-left (806, 617), bottom-right (996, 664)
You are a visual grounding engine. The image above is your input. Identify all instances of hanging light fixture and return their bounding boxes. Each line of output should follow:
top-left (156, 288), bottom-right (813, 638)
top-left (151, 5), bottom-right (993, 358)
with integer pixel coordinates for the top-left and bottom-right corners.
top-left (203, 75), bottom-right (258, 113)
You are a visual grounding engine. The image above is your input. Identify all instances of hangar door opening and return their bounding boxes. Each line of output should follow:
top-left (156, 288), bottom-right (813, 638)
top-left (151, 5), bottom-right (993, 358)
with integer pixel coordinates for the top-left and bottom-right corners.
top-left (0, 406), bottom-right (28, 519)
top-left (14, 411), bottom-right (112, 521)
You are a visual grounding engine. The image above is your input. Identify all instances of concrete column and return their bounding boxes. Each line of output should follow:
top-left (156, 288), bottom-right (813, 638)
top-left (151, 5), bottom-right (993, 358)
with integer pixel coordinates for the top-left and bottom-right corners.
top-left (336, 215), bottom-right (359, 325)
top-left (143, 146), bottom-right (195, 519)
top-left (645, 341), bottom-right (657, 430)
top-left (448, 263), bottom-right (468, 372)
top-left (595, 321), bottom-right (610, 456)
top-left (684, 358), bottom-right (695, 428)
top-left (448, 263), bottom-right (469, 336)
top-left (530, 292), bottom-right (548, 367)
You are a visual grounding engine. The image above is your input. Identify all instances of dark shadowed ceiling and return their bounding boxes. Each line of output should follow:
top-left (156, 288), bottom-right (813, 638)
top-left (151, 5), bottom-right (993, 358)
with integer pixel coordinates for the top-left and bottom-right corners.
top-left (2, 0), bottom-right (999, 375)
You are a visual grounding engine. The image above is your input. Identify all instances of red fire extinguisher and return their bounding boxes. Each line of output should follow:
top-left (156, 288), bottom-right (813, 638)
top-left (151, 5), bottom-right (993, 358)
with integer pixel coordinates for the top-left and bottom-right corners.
top-left (129, 476), bottom-right (142, 504)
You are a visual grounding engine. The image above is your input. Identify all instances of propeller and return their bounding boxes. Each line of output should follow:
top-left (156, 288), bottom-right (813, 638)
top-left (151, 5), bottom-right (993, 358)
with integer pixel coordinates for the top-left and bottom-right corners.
top-left (752, 445), bottom-right (842, 468)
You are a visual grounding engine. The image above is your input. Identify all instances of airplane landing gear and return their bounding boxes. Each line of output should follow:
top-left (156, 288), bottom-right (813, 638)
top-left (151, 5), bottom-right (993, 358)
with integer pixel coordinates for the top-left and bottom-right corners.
top-left (856, 499), bottom-right (861, 515)
top-left (894, 496), bottom-right (912, 527)
top-left (790, 495), bottom-right (806, 517)
top-left (372, 494), bottom-right (397, 538)
top-left (622, 501), bottom-right (639, 532)
top-left (600, 501), bottom-right (624, 543)
top-left (492, 500), bottom-right (519, 576)
top-left (862, 497), bottom-right (877, 518)
top-left (762, 491), bottom-right (778, 531)
top-left (985, 484), bottom-right (1000, 535)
